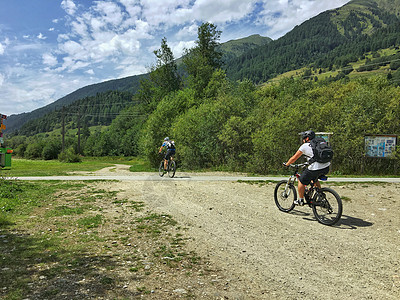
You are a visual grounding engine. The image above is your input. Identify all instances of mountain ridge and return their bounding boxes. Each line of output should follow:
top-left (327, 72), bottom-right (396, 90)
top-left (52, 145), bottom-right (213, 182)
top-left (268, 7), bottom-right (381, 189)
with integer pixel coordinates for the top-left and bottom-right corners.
top-left (5, 34), bottom-right (271, 133)
top-left (6, 0), bottom-right (400, 134)
top-left (225, 0), bottom-right (400, 82)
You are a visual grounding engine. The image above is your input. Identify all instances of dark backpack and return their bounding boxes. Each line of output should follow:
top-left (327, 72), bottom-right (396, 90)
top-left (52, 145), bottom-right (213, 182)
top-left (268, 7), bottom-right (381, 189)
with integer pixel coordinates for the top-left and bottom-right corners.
top-left (309, 137), bottom-right (333, 163)
top-left (168, 141), bottom-right (176, 150)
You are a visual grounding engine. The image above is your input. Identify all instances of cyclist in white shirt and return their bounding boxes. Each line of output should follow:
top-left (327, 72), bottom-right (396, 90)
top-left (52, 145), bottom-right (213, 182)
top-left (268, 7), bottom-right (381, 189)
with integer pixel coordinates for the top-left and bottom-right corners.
top-left (284, 130), bottom-right (330, 205)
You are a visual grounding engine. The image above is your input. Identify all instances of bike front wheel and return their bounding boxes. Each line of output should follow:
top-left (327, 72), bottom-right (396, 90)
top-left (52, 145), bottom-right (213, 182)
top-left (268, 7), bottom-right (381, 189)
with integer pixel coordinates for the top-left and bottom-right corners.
top-left (312, 187), bottom-right (342, 226)
top-left (158, 161), bottom-right (165, 177)
top-left (274, 180), bottom-right (296, 212)
top-left (168, 160), bottom-right (176, 178)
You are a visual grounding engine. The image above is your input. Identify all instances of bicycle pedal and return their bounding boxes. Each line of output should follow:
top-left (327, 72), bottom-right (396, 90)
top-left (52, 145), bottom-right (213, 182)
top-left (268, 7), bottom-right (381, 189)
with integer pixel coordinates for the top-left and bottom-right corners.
top-left (294, 199), bottom-right (305, 206)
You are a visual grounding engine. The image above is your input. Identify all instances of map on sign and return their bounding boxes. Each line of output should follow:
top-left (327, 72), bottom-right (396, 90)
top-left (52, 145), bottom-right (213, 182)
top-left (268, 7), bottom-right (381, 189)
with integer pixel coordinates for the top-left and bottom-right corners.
top-left (365, 135), bottom-right (397, 158)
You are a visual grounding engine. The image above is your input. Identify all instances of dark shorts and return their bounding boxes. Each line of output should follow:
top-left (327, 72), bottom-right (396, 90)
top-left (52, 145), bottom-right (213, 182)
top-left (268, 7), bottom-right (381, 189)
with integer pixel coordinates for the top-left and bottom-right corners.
top-left (299, 166), bottom-right (330, 185)
top-left (164, 149), bottom-right (175, 160)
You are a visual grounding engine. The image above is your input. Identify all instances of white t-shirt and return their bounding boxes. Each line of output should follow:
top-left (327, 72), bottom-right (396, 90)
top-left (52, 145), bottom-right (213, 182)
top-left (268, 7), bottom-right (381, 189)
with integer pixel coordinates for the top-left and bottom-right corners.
top-left (299, 142), bottom-right (330, 171)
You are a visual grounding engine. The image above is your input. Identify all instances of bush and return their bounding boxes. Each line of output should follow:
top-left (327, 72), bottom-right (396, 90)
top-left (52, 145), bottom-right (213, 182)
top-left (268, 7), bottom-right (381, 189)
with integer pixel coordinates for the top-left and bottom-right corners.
top-left (390, 60), bottom-right (400, 70)
top-left (42, 140), bottom-right (61, 160)
top-left (58, 147), bottom-right (82, 163)
top-left (24, 142), bottom-right (44, 159)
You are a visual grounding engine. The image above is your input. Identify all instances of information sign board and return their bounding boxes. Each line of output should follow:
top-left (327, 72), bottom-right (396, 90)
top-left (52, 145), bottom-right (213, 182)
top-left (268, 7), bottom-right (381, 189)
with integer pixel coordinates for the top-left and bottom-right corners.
top-left (365, 135), bottom-right (397, 158)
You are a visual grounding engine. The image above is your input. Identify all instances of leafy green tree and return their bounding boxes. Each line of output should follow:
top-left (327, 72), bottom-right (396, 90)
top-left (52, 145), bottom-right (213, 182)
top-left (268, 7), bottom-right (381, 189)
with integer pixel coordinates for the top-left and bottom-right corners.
top-left (151, 37), bottom-right (182, 95)
top-left (59, 147), bottom-right (82, 163)
top-left (390, 60), bottom-right (400, 70)
top-left (183, 22), bottom-right (223, 98)
top-left (135, 37), bottom-right (182, 114)
top-left (42, 138), bottom-right (62, 160)
top-left (24, 141), bottom-right (45, 159)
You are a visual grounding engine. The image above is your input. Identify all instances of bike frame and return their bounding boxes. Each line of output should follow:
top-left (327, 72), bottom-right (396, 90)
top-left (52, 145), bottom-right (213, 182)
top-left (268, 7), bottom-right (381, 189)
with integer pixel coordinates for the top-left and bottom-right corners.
top-left (286, 163), bottom-right (319, 203)
top-left (164, 156), bottom-right (173, 168)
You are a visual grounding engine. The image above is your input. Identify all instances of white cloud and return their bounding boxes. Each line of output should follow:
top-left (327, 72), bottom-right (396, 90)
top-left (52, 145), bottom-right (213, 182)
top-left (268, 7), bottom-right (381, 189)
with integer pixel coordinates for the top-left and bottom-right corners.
top-left (37, 33), bottom-right (47, 40)
top-left (13, 43), bottom-right (44, 52)
top-left (0, 69), bottom-right (96, 115)
top-left (53, 2), bottom-right (154, 74)
top-left (92, 1), bottom-right (125, 28)
top-left (0, 0), bottom-right (353, 115)
top-left (138, 0), bottom-right (192, 25)
top-left (191, 0), bottom-right (257, 23)
top-left (171, 40), bottom-right (196, 58)
top-left (42, 53), bottom-right (58, 67)
top-left (61, 0), bottom-right (77, 15)
top-left (175, 24), bottom-right (198, 40)
top-left (0, 38), bottom-right (10, 54)
top-left (257, 0), bottom-right (350, 38)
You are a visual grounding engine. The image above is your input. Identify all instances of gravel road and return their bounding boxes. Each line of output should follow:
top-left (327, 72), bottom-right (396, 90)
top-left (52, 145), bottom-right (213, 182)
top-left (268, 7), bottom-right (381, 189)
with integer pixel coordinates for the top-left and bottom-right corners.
top-left (18, 165), bottom-right (400, 299)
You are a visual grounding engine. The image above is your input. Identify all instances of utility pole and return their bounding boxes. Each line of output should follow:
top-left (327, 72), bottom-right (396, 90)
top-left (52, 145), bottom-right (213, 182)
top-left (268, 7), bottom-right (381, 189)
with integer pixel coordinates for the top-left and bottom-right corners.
top-left (61, 107), bottom-right (65, 152)
top-left (77, 108), bottom-right (81, 155)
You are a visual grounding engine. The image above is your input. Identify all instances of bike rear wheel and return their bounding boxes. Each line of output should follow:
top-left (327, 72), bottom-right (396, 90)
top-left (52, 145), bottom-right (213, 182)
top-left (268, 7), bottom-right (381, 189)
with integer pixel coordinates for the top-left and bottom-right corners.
top-left (312, 187), bottom-right (342, 226)
top-left (274, 180), bottom-right (296, 212)
top-left (168, 160), bottom-right (176, 178)
top-left (158, 161), bottom-right (165, 177)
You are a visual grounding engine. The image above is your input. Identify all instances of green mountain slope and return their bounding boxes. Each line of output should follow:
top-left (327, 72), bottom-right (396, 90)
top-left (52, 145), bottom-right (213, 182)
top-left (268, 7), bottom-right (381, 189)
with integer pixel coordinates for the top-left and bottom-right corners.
top-left (225, 0), bottom-right (400, 82)
top-left (5, 35), bottom-right (270, 134)
top-left (219, 34), bottom-right (272, 62)
top-left (5, 74), bottom-right (146, 133)
top-left (7, 0), bottom-right (400, 134)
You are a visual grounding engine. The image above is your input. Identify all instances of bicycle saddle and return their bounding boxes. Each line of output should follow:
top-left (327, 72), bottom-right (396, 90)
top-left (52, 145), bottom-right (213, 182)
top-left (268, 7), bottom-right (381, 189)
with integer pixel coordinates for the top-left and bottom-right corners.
top-left (318, 175), bottom-right (328, 181)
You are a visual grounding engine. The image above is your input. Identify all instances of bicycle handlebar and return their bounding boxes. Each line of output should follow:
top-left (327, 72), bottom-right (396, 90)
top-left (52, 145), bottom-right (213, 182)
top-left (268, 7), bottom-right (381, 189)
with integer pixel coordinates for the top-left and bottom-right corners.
top-left (283, 162), bottom-right (309, 168)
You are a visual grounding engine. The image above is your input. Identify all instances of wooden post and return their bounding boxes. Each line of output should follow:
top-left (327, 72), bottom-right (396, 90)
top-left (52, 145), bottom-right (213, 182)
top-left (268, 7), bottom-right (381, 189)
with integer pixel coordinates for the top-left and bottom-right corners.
top-left (61, 107), bottom-right (65, 152)
top-left (77, 108), bottom-right (81, 155)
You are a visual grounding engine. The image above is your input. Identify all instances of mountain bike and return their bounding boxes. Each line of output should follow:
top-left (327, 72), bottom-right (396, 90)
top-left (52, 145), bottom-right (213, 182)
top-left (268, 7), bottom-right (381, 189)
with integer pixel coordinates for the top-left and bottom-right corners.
top-left (274, 163), bottom-right (342, 226)
top-left (158, 155), bottom-right (176, 178)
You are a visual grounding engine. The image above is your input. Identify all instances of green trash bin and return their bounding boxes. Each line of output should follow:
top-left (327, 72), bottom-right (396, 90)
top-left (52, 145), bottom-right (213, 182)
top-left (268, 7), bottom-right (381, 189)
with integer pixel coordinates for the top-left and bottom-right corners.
top-left (5, 153), bottom-right (12, 167)
top-left (0, 153), bottom-right (4, 167)
top-left (0, 148), bottom-right (12, 168)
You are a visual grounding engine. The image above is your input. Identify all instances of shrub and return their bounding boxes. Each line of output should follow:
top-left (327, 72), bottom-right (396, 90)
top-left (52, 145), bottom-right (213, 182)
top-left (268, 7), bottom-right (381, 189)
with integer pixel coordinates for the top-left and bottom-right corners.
top-left (24, 142), bottom-right (44, 159)
top-left (42, 140), bottom-right (61, 160)
top-left (58, 147), bottom-right (82, 163)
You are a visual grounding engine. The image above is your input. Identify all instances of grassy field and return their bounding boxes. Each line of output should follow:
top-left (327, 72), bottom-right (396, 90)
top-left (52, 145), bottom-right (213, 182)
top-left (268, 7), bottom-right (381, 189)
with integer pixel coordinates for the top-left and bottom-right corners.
top-left (0, 156), bottom-right (152, 177)
top-left (0, 178), bottom-right (220, 299)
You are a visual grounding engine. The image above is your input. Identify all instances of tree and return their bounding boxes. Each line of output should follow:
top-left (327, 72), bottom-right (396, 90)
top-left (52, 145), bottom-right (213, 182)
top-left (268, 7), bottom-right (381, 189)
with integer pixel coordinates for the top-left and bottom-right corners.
top-left (150, 37), bottom-right (182, 96)
top-left (196, 22), bottom-right (222, 70)
top-left (183, 23), bottom-right (223, 98)
top-left (135, 37), bottom-right (182, 114)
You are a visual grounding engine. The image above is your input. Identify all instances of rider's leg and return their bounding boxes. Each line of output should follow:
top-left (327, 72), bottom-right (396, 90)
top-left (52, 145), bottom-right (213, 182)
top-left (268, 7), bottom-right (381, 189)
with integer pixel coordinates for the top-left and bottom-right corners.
top-left (298, 180), bottom-right (306, 199)
top-left (164, 150), bottom-right (171, 170)
top-left (297, 169), bottom-right (314, 205)
top-left (314, 180), bottom-right (321, 189)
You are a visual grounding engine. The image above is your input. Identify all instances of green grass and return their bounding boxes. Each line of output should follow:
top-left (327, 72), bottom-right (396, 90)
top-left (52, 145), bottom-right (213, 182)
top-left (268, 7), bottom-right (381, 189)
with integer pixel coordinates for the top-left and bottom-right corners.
top-left (77, 214), bottom-right (103, 229)
top-left (0, 178), bottom-right (214, 299)
top-left (0, 156), bottom-right (152, 176)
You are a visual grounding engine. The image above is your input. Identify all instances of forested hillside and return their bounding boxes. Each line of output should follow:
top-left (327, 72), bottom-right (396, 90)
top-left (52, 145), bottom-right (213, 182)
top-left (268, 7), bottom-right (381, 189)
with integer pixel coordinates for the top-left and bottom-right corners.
top-left (5, 74), bottom-right (145, 133)
top-left (8, 0), bottom-right (400, 134)
top-left (6, 21), bottom-right (400, 175)
top-left (225, 0), bottom-right (400, 82)
top-left (14, 91), bottom-right (135, 136)
top-left (5, 35), bottom-right (270, 134)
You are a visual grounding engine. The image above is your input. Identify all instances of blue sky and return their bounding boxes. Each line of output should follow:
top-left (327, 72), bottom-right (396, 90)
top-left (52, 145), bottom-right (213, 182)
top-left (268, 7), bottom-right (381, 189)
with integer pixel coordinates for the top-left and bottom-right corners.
top-left (0, 0), bottom-right (350, 116)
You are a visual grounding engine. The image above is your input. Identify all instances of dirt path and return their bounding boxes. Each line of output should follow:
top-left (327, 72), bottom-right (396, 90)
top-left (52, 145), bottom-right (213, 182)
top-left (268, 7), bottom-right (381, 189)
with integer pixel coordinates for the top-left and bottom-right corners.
top-left (92, 167), bottom-right (400, 299)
